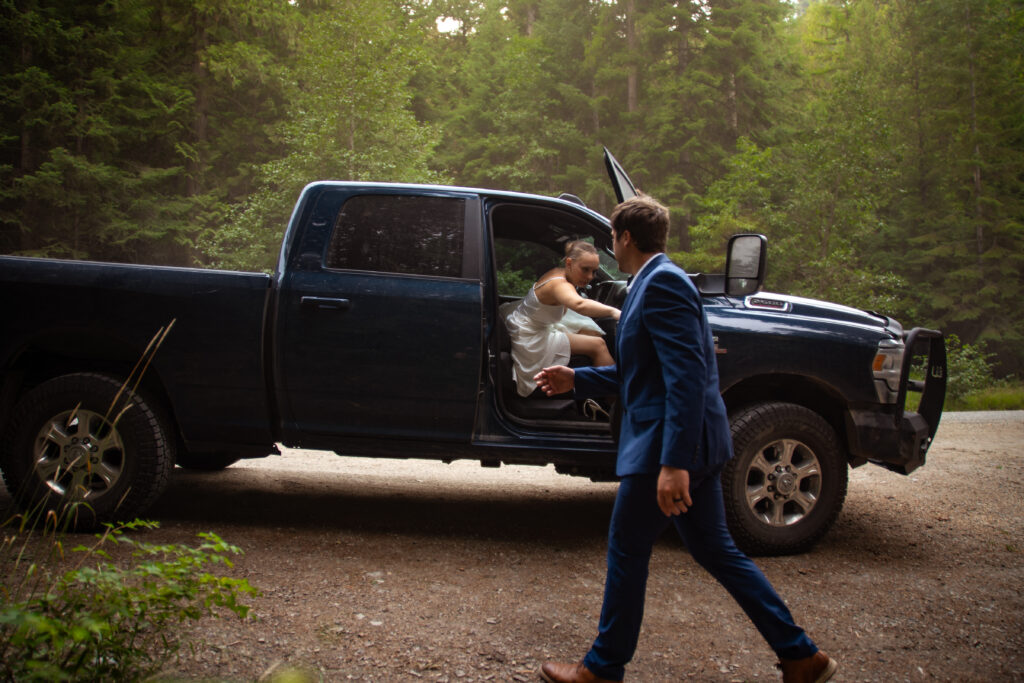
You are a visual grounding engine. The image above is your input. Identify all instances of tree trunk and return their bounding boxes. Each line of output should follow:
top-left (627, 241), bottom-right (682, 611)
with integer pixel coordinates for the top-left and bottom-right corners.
top-left (189, 13), bottom-right (210, 199)
top-left (966, 4), bottom-right (984, 266)
top-left (728, 72), bottom-right (738, 139)
top-left (18, 41), bottom-right (35, 252)
top-left (624, 0), bottom-right (638, 113)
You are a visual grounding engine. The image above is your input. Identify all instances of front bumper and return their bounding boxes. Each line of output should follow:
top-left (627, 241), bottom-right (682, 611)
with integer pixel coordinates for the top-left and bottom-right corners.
top-left (848, 328), bottom-right (947, 474)
top-left (848, 408), bottom-right (935, 474)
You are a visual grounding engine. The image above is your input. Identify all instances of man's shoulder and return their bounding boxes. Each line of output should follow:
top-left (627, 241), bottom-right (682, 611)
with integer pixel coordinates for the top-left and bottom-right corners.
top-left (652, 259), bottom-right (686, 275)
top-left (640, 259), bottom-right (699, 305)
top-left (647, 258), bottom-right (691, 286)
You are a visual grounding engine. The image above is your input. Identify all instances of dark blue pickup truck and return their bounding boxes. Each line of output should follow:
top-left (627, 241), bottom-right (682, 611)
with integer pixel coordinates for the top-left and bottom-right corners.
top-left (0, 153), bottom-right (946, 554)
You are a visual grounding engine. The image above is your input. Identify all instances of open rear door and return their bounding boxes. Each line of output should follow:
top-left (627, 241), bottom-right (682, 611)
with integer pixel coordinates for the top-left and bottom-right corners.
top-left (603, 147), bottom-right (638, 203)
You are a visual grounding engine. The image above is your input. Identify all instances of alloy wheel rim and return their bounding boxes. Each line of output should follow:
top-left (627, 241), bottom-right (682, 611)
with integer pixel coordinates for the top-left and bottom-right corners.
top-left (744, 438), bottom-right (822, 526)
top-left (32, 408), bottom-right (125, 500)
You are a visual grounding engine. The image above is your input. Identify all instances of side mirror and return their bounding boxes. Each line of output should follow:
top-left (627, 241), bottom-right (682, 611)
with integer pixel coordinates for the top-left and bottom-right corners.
top-left (725, 234), bottom-right (766, 296)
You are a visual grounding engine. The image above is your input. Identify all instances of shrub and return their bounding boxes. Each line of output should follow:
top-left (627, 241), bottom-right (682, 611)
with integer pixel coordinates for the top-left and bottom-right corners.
top-left (944, 334), bottom-right (1001, 401)
top-left (0, 512), bottom-right (257, 682)
top-left (496, 267), bottom-right (535, 298)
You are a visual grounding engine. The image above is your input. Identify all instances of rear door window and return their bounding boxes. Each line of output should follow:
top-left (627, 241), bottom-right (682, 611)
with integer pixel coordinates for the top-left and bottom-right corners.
top-left (326, 195), bottom-right (465, 278)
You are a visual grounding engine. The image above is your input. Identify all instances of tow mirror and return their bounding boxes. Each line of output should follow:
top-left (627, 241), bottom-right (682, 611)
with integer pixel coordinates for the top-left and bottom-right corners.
top-left (725, 234), bottom-right (766, 296)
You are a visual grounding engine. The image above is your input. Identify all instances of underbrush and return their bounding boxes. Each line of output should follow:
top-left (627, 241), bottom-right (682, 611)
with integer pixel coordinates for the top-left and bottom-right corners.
top-left (0, 506), bottom-right (258, 682)
top-left (907, 335), bottom-right (1022, 412)
top-left (947, 383), bottom-right (1024, 411)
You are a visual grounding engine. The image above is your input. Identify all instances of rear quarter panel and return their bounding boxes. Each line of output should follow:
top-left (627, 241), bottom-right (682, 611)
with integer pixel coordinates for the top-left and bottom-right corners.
top-left (0, 256), bottom-right (275, 450)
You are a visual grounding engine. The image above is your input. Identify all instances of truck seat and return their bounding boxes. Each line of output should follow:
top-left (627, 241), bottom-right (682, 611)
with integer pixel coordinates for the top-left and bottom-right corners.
top-left (495, 305), bottom-right (578, 419)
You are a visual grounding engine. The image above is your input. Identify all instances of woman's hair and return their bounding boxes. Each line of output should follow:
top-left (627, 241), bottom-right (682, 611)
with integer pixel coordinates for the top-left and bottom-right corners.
top-left (564, 240), bottom-right (598, 261)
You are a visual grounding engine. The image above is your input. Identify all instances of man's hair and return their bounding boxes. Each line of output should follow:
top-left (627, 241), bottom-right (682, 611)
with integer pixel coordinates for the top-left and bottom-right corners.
top-left (610, 194), bottom-right (669, 253)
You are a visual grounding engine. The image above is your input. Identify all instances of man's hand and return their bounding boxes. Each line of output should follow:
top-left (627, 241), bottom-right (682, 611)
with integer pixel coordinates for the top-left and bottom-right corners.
top-left (657, 465), bottom-right (692, 516)
top-left (534, 365), bottom-right (574, 396)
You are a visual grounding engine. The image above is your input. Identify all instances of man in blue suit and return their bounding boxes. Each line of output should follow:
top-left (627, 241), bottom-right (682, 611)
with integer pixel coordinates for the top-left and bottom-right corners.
top-left (535, 196), bottom-right (837, 683)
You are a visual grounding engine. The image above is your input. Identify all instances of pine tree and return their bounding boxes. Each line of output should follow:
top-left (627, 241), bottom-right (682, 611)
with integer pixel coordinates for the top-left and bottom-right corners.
top-left (0, 1), bottom-right (166, 260)
top-left (877, 0), bottom-right (1024, 373)
top-left (204, 0), bottom-right (443, 272)
top-left (0, 0), bottom-right (296, 265)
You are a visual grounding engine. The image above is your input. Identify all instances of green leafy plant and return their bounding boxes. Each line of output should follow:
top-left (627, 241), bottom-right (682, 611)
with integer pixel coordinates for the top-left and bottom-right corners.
top-left (0, 510), bottom-right (257, 682)
top-left (944, 334), bottom-right (1002, 402)
top-left (495, 267), bottom-right (536, 298)
top-left (905, 334), bottom-right (1010, 412)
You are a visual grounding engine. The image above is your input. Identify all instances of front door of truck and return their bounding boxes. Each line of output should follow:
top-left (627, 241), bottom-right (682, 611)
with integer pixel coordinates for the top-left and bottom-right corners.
top-left (275, 186), bottom-right (483, 444)
top-left (603, 147), bottom-right (638, 203)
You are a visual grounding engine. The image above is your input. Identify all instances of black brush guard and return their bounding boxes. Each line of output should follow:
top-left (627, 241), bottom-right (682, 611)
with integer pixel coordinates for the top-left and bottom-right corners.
top-left (848, 327), bottom-right (947, 474)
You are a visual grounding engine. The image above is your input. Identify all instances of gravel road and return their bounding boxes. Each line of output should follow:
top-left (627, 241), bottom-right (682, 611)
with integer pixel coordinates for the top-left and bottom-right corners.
top-left (7, 412), bottom-right (1024, 682)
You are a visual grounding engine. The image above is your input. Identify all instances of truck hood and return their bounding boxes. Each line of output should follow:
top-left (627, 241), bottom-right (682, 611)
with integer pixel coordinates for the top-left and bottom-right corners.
top-left (743, 292), bottom-right (900, 334)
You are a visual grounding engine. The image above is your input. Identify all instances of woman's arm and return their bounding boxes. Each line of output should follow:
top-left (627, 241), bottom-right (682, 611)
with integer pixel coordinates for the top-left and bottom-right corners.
top-left (544, 280), bottom-right (620, 320)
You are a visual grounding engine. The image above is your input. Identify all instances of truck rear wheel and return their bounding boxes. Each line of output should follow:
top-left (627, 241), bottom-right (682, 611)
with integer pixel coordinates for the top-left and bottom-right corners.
top-left (723, 402), bottom-right (847, 556)
top-left (0, 373), bottom-right (174, 528)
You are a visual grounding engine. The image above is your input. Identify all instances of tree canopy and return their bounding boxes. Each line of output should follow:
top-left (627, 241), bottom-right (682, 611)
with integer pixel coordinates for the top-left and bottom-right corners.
top-left (2, 0), bottom-right (1022, 373)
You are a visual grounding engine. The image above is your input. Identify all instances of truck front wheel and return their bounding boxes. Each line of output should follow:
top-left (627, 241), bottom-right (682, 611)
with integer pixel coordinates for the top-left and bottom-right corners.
top-left (723, 402), bottom-right (847, 556)
top-left (0, 373), bottom-right (174, 527)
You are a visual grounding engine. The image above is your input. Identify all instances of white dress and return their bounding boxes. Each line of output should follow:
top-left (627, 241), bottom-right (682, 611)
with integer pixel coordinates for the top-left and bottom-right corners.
top-left (502, 277), bottom-right (604, 397)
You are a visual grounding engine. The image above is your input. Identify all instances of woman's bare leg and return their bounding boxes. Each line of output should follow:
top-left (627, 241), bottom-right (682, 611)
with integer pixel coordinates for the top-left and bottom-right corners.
top-left (568, 333), bottom-right (614, 366)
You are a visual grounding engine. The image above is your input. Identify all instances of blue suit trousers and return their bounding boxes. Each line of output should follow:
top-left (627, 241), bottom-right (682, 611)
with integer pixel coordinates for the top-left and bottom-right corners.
top-left (583, 468), bottom-right (817, 680)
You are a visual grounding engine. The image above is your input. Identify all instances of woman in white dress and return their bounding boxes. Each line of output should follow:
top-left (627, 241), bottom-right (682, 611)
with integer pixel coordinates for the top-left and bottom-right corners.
top-left (504, 241), bottom-right (620, 397)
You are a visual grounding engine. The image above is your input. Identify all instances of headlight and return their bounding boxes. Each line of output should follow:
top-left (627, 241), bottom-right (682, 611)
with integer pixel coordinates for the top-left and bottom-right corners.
top-left (872, 339), bottom-right (904, 403)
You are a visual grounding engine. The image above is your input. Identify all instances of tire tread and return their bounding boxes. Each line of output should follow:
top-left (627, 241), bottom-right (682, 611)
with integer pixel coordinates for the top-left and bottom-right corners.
top-left (723, 401), bottom-right (848, 556)
top-left (0, 373), bottom-right (174, 527)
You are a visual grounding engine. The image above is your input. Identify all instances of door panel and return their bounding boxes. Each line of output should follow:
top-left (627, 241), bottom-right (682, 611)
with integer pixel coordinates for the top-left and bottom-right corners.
top-left (276, 189), bottom-right (483, 442)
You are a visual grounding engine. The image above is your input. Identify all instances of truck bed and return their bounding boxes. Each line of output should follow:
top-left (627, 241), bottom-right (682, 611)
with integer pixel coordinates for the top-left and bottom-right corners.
top-left (0, 256), bottom-right (276, 452)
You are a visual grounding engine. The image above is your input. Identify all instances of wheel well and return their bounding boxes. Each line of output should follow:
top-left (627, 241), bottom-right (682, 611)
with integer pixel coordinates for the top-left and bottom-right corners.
top-left (0, 335), bottom-right (182, 451)
top-left (722, 374), bottom-right (850, 457)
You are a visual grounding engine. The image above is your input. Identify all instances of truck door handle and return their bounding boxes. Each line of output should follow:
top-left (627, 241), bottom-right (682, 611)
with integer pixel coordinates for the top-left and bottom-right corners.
top-left (300, 296), bottom-right (351, 311)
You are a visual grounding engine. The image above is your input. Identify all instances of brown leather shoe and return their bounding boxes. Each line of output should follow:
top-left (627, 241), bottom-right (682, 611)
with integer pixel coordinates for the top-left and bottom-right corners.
top-left (778, 651), bottom-right (838, 683)
top-left (538, 660), bottom-right (621, 683)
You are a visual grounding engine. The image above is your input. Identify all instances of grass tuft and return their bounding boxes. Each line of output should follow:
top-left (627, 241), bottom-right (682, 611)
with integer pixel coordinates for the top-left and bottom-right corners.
top-left (947, 383), bottom-right (1024, 411)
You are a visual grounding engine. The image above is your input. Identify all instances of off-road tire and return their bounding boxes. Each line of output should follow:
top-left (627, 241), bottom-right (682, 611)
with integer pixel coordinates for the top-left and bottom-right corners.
top-left (723, 401), bottom-right (848, 556)
top-left (0, 373), bottom-right (174, 527)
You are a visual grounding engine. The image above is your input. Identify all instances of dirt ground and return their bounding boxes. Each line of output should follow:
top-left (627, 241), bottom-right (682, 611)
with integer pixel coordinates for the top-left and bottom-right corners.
top-left (6, 412), bottom-right (1024, 682)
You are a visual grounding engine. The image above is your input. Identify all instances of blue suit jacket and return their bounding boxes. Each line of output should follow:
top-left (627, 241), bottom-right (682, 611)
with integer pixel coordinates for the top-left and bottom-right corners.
top-left (574, 254), bottom-right (733, 477)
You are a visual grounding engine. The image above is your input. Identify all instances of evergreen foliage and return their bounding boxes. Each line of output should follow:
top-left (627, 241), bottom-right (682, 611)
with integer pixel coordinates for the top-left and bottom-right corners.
top-left (200, 0), bottom-right (444, 271)
top-left (1, 0), bottom-right (1021, 373)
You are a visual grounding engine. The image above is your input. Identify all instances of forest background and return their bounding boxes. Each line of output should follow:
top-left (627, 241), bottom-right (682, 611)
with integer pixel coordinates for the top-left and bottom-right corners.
top-left (1, 0), bottom-right (1022, 384)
